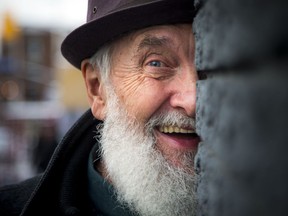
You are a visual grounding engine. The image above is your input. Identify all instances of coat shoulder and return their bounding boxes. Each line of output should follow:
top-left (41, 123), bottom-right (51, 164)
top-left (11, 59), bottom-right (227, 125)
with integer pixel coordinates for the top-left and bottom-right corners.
top-left (0, 175), bottom-right (41, 216)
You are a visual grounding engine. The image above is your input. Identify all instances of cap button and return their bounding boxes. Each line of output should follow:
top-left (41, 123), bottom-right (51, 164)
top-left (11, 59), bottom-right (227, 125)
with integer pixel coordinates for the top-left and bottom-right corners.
top-left (93, 6), bottom-right (98, 14)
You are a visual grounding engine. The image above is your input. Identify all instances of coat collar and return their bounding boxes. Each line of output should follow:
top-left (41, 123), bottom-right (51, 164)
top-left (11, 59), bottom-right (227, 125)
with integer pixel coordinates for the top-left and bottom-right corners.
top-left (21, 109), bottom-right (101, 216)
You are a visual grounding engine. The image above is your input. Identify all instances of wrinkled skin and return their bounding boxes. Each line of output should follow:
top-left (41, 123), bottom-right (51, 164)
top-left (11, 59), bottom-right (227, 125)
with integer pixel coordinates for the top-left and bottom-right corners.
top-left (82, 24), bottom-right (199, 169)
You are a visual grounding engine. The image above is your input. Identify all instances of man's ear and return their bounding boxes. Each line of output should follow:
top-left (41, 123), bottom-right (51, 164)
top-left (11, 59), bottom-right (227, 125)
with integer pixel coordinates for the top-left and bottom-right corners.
top-left (81, 59), bottom-right (106, 120)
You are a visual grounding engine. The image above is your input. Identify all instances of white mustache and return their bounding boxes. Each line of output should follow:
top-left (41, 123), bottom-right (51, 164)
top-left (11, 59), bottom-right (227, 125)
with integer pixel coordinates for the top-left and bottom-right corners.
top-left (145, 110), bottom-right (196, 132)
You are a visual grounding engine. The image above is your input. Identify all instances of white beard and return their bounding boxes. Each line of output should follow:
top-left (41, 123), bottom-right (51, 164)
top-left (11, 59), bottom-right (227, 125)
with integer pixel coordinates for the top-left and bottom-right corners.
top-left (98, 87), bottom-right (198, 216)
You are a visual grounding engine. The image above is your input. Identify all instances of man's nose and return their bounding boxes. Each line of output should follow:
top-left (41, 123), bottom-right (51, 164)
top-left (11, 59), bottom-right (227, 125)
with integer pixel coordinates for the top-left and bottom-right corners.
top-left (169, 68), bottom-right (198, 117)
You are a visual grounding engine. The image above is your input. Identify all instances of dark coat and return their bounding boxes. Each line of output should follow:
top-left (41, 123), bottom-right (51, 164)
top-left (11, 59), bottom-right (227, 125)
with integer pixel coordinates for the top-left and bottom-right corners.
top-left (0, 110), bottom-right (101, 216)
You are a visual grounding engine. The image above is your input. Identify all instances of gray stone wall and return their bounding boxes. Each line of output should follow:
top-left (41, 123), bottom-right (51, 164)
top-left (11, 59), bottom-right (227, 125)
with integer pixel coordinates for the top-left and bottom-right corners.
top-left (194, 0), bottom-right (288, 215)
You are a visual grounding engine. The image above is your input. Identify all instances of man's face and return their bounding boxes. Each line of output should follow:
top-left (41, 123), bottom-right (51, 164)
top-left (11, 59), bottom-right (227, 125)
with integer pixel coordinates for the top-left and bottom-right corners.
top-left (83, 24), bottom-right (200, 215)
top-left (108, 24), bottom-right (200, 168)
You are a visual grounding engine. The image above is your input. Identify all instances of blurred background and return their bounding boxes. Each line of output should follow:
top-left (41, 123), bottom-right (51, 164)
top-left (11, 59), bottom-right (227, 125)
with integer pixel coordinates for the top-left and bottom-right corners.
top-left (0, 0), bottom-right (89, 186)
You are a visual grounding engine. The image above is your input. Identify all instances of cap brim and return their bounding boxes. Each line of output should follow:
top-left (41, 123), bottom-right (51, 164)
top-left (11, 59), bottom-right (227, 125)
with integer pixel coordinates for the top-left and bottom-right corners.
top-left (61, 0), bottom-right (195, 69)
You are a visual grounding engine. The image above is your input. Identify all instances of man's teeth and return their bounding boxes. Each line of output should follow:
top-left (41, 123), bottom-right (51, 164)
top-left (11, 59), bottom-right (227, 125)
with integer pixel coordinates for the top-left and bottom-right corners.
top-left (159, 126), bottom-right (195, 134)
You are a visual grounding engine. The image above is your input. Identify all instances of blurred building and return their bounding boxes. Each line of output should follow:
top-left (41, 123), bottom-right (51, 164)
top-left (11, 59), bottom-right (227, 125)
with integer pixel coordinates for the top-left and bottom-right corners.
top-left (0, 12), bottom-right (88, 186)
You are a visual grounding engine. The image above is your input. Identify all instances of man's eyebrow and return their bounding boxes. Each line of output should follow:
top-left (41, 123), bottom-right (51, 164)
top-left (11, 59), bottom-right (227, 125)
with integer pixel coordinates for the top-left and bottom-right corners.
top-left (137, 35), bottom-right (171, 52)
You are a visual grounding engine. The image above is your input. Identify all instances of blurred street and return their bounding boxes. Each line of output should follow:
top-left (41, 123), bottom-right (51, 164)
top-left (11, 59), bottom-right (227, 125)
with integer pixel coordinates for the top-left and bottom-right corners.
top-left (0, 0), bottom-right (89, 186)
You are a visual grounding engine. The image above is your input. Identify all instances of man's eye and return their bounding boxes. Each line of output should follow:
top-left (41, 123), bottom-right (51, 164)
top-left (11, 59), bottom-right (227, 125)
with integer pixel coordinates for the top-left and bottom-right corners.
top-left (148, 60), bottom-right (162, 67)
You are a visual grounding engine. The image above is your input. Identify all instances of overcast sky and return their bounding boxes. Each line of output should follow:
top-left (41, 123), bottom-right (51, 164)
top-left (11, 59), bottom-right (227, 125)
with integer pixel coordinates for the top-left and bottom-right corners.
top-left (0, 0), bottom-right (87, 30)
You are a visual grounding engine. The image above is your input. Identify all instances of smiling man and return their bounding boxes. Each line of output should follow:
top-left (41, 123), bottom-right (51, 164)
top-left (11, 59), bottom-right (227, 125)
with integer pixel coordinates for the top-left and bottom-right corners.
top-left (82, 23), bottom-right (200, 215)
top-left (0, 0), bottom-right (200, 216)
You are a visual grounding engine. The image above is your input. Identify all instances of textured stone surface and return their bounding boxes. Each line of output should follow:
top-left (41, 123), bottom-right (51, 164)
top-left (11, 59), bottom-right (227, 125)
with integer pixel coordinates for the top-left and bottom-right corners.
top-left (194, 0), bottom-right (288, 70)
top-left (193, 0), bottom-right (288, 215)
top-left (196, 69), bottom-right (288, 216)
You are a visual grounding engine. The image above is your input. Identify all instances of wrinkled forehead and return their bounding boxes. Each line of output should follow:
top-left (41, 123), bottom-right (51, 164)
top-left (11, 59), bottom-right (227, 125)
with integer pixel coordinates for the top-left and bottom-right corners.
top-left (132, 24), bottom-right (193, 46)
top-left (111, 24), bottom-right (194, 55)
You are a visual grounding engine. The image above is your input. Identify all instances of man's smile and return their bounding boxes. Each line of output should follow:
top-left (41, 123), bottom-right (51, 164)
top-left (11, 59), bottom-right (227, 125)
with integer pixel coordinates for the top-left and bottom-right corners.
top-left (155, 125), bottom-right (200, 151)
top-left (159, 125), bottom-right (195, 134)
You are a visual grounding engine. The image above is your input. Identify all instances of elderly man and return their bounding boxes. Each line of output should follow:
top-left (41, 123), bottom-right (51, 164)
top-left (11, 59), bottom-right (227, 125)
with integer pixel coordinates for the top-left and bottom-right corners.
top-left (0, 0), bottom-right (201, 215)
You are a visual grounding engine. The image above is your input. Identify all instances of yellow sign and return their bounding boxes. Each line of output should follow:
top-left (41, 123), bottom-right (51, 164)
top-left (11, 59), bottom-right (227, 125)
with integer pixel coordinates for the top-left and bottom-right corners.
top-left (2, 11), bottom-right (20, 42)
